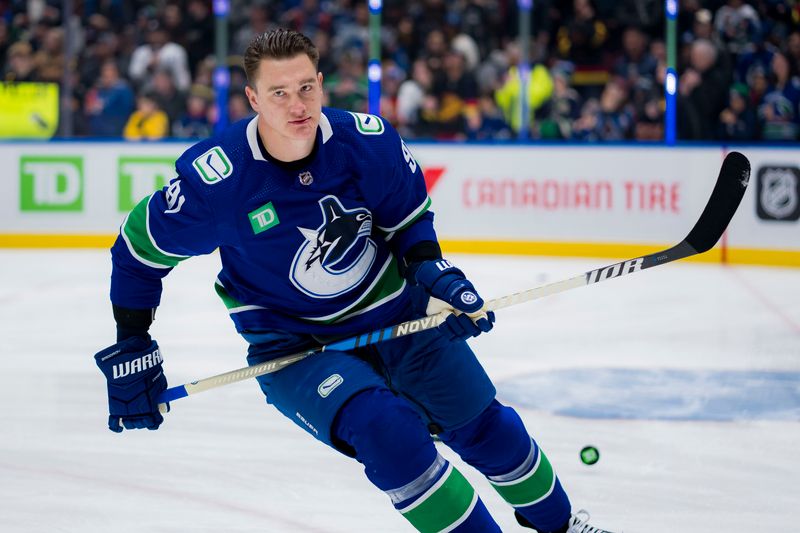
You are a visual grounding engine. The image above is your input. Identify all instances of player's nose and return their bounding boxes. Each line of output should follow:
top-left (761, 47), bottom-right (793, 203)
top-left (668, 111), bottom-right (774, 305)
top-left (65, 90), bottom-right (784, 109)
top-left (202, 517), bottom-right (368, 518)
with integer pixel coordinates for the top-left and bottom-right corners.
top-left (287, 93), bottom-right (307, 116)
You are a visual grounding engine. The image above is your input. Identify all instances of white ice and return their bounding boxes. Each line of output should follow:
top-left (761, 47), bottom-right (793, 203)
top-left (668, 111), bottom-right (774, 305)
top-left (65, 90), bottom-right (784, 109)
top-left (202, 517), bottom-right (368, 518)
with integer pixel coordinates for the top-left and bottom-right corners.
top-left (1, 250), bottom-right (798, 532)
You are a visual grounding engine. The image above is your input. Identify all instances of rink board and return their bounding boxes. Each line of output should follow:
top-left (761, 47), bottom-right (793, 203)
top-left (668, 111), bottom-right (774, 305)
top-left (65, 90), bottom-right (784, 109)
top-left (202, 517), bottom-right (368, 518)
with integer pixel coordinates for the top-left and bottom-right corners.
top-left (0, 142), bottom-right (797, 267)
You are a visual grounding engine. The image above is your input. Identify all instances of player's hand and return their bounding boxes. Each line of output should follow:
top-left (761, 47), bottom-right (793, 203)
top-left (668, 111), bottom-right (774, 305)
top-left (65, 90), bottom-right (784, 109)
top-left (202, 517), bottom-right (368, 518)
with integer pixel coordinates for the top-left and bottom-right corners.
top-left (94, 336), bottom-right (169, 432)
top-left (412, 259), bottom-right (495, 341)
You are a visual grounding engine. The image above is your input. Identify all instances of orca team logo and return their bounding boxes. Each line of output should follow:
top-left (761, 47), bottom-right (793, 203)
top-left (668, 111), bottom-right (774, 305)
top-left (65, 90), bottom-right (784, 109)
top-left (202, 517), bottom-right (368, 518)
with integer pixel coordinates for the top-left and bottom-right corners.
top-left (756, 166), bottom-right (800, 221)
top-left (290, 195), bottom-right (377, 298)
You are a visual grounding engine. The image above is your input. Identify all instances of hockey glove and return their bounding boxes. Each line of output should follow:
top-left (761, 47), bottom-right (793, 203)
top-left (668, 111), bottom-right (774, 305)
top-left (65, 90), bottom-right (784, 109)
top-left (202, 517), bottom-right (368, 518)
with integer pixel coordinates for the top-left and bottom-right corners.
top-left (94, 336), bottom-right (169, 433)
top-left (412, 259), bottom-right (495, 341)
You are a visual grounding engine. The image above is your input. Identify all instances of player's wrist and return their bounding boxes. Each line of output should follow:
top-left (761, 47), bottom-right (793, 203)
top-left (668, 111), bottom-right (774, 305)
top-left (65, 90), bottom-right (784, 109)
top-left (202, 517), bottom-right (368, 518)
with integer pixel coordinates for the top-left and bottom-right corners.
top-left (113, 305), bottom-right (155, 341)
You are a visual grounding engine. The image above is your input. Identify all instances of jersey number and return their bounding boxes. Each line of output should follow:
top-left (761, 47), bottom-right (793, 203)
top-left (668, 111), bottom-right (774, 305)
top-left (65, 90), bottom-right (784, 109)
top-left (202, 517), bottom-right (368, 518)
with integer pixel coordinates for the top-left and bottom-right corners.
top-left (401, 140), bottom-right (417, 174)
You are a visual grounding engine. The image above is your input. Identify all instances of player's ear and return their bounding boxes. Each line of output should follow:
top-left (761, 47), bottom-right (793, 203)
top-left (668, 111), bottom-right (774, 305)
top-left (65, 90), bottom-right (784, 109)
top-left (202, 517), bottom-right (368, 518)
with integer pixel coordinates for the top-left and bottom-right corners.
top-left (317, 72), bottom-right (323, 87)
top-left (245, 85), bottom-right (259, 113)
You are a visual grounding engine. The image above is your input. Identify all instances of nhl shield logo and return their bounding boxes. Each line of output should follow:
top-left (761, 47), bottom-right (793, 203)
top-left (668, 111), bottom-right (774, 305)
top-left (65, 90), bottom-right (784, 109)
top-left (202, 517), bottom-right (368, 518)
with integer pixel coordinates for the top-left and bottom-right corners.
top-left (298, 171), bottom-right (313, 185)
top-left (756, 166), bottom-right (800, 221)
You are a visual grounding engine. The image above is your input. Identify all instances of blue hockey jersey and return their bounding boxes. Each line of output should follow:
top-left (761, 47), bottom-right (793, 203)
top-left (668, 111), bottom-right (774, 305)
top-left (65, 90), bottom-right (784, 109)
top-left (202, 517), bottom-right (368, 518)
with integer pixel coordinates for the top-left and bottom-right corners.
top-left (110, 108), bottom-right (436, 336)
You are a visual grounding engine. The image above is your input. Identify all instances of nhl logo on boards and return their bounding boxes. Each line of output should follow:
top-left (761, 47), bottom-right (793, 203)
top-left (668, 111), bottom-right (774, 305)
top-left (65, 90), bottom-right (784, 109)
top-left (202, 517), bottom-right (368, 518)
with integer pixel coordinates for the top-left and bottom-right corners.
top-left (298, 171), bottom-right (313, 186)
top-left (756, 165), bottom-right (800, 222)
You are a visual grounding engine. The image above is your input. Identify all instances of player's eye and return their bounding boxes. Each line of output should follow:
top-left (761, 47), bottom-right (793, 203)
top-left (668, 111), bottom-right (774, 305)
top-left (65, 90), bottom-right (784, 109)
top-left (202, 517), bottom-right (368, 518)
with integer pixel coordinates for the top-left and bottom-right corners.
top-left (273, 90), bottom-right (285, 97)
top-left (301, 84), bottom-right (312, 92)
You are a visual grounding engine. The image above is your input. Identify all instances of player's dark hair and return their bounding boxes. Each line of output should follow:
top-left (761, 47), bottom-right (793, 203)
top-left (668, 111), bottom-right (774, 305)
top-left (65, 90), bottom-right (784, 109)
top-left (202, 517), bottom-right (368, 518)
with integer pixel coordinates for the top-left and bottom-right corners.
top-left (244, 28), bottom-right (319, 88)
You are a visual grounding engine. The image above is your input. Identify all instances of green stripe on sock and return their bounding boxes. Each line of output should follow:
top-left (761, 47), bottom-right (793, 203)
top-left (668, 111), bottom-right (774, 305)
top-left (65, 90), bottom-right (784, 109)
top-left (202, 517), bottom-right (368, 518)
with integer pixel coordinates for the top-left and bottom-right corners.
top-left (490, 449), bottom-right (555, 507)
top-left (401, 465), bottom-right (475, 533)
top-left (122, 196), bottom-right (185, 268)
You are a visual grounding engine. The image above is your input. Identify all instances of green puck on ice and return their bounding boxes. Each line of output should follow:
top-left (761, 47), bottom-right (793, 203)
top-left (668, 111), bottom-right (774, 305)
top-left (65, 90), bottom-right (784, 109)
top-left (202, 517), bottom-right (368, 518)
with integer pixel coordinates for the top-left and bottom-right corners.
top-left (580, 446), bottom-right (600, 465)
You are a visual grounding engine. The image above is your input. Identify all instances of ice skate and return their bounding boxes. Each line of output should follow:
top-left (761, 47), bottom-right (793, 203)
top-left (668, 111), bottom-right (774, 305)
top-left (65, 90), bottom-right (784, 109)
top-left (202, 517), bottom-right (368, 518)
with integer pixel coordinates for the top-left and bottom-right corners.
top-left (515, 509), bottom-right (619, 533)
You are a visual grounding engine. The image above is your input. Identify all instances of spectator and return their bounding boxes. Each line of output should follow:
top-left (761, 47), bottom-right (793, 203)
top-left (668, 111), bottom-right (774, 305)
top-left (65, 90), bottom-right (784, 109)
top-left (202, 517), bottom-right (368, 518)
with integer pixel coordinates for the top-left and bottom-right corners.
top-left (430, 49), bottom-right (479, 138)
top-left (0, 20), bottom-right (9, 68)
top-left (78, 29), bottom-right (121, 97)
top-left (325, 48), bottom-right (368, 112)
top-left (193, 56), bottom-right (216, 88)
top-left (465, 94), bottom-right (513, 140)
top-left (397, 59), bottom-right (434, 137)
top-left (787, 30), bottom-right (800, 79)
top-left (3, 41), bottom-right (36, 82)
top-left (633, 97), bottom-right (665, 141)
top-left (378, 60), bottom-right (406, 126)
top-left (162, 4), bottom-right (185, 41)
top-left (313, 29), bottom-right (337, 78)
top-left (714, 0), bottom-right (762, 55)
top-left (85, 60), bottom-right (135, 137)
top-left (556, 0), bottom-right (610, 99)
top-left (457, 0), bottom-right (500, 61)
top-left (678, 39), bottom-right (732, 139)
top-left (123, 91), bottom-right (170, 141)
top-left (419, 28), bottom-right (449, 76)
top-left (228, 92), bottom-right (255, 123)
top-left (746, 62), bottom-right (770, 108)
top-left (330, 1), bottom-right (369, 60)
top-left (494, 43), bottom-right (554, 134)
top-left (613, 26), bottom-right (658, 91)
top-left (683, 8), bottom-right (720, 45)
top-left (185, 0), bottom-right (215, 76)
top-left (572, 80), bottom-right (634, 141)
top-left (33, 27), bottom-right (66, 83)
top-left (173, 85), bottom-right (214, 139)
top-left (734, 39), bottom-right (774, 88)
top-left (539, 62), bottom-right (582, 139)
top-left (232, 1), bottom-right (276, 56)
top-left (612, 0), bottom-right (663, 37)
top-left (145, 68), bottom-right (187, 127)
top-left (128, 21), bottom-right (191, 92)
top-left (758, 52), bottom-right (800, 141)
top-left (718, 82), bottom-right (757, 140)
top-left (281, 0), bottom-right (332, 36)
top-left (451, 32), bottom-right (481, 73)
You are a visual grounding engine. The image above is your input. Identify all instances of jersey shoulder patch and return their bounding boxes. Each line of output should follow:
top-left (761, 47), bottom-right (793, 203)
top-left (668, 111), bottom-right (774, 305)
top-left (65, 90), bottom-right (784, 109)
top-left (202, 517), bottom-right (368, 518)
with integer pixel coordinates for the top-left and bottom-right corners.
top-left (348, 111), bottom-right (385, 135)
top-left (175, 120), bottom-right (250, 187)
top-left (322, 107), bottom-right (388, 139)
top-left (190, 145), bottom-right (234, 185)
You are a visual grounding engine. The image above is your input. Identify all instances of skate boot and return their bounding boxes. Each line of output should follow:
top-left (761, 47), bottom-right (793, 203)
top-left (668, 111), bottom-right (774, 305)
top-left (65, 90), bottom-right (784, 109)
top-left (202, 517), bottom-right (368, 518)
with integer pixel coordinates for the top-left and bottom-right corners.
top-left (515, 509), bottom-right (619, 532)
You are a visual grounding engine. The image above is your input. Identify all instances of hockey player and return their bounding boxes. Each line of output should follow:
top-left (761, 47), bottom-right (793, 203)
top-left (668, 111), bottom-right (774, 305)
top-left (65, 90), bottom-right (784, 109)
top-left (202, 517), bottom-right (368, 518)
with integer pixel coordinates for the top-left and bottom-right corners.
top-left (95, 28), bottom-right (615, 533)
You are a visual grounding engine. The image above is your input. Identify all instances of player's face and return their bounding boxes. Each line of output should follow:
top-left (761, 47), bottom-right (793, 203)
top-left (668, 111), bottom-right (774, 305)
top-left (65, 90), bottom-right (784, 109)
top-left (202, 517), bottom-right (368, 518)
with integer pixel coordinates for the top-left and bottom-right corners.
top-left (246, 54), bottom-right (323, 146)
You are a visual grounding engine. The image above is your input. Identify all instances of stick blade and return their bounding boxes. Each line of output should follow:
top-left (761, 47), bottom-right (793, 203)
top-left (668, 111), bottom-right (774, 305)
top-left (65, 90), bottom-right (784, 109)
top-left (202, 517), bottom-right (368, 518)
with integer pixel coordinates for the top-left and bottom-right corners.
top-left (685, 151), bottom-right (750, 254)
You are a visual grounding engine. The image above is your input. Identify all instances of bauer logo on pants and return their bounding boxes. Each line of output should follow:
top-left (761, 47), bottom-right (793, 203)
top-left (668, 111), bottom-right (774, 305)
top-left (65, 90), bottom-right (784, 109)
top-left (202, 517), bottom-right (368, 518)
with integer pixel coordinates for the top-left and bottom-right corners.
top-left (318, 374), bottom-right (344, 398)
top-left (756, 165), bottom-right (800, 222)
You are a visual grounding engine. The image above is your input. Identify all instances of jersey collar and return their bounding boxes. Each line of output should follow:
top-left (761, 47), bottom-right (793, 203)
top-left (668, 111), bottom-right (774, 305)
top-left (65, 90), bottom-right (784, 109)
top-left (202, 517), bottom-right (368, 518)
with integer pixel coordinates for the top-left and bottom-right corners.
top-left (246, 112), bottom-right (333, 162)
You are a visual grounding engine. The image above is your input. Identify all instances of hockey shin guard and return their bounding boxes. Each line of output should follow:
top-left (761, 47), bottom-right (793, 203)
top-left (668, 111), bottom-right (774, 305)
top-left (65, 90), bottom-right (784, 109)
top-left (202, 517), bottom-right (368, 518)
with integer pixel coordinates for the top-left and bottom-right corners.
top-left (333, 388), bottom-right (500, 532)
top-left (440, 400), bottom-right (571, 532)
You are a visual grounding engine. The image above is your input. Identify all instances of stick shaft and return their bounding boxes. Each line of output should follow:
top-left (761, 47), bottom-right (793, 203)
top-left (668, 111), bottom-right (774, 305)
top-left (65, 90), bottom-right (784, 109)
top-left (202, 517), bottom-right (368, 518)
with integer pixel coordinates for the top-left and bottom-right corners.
top-left (157, 152), bottom-right (750, 412)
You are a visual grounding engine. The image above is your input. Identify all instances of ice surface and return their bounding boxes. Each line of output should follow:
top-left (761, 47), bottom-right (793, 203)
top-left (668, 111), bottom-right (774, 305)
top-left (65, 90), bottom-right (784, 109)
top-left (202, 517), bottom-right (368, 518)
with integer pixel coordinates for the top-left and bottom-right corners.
top-left (1, 250), bottom-right (798, 532)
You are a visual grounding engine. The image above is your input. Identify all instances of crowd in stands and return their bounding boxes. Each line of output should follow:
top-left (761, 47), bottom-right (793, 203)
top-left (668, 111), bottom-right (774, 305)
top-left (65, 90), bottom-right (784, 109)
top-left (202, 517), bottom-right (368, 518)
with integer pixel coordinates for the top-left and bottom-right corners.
top-left (1, 0), bottom-right (799, 142)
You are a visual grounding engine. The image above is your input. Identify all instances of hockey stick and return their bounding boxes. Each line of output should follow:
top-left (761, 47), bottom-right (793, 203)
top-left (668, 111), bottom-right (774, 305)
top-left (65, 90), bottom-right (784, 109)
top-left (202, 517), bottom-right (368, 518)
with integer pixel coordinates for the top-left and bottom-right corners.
top-left (157, 151), bottom-right (750, 412)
